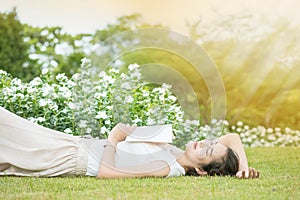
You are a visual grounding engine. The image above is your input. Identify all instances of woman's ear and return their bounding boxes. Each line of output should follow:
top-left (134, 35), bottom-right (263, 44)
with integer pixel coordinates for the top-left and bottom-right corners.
top-left (195, 167), bottom-right (207, 176)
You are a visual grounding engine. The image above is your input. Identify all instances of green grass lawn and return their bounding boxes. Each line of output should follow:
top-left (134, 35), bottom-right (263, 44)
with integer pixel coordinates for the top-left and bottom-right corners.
top-left (1, 147), bottom-right (299, 200)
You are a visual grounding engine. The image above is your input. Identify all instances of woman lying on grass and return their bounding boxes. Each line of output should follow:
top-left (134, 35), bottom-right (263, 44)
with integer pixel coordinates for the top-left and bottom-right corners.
top-left (0, 107), bottom-right (259, 179)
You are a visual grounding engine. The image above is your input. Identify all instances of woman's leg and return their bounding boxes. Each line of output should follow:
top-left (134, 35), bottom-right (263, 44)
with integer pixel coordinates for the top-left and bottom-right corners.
top-left (0, 107), bottom-right (87, 177)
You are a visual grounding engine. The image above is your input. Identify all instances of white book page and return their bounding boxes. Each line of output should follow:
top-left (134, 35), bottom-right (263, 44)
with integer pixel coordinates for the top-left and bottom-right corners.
top-left (125, 124), bottom-right (173, 143)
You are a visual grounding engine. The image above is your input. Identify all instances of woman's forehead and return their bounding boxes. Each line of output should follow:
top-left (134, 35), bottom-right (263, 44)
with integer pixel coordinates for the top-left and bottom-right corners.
top-left (203, 138), bottom-right (218, 143)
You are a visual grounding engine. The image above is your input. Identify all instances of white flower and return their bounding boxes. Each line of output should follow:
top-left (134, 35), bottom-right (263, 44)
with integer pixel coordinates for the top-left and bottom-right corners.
top-left (0, 70), bottom-right (7, 75)
top-left (61, 108), bottom-right (68, 114)
top-left (142, 91), bottom-right (149, 97)
top-left (59, 87), bottom-right (71, 98)
top-left (103, 75), bottom-right (115, 84)
top-left (28, 117), bottom-right (45, 124)
top-left (64, 128), bottom-right (72, 134)
top-left (211, 119), bottom-right (217, 124)
top-left (94, 91), bottom-right (107, 99)
top-left (132, 118), bottom-right (142, 124)
top-left (159, 95), bottom-right (165, 101)
top-left (267, 128), bottom-right (273, 133)
top-left (167, 95), bottom-right (177, 102)
top-left (251, 134), bottom-right (257, 139)
top-left (275, 127), bottom-right (281, 132)
top-left (120, 82), bottom-right (131, 90)
top-left (86, 128), bottom-right (92, 134)
top-left (42, 84), bottom-right (54, 96)
top-left (267, 134), bottom-right (276, 141)
top-left (95, 111), bottom-right (108, 119)
top-left (147, 118), bottom-right (156, 125)
top-left (222, 120), bottom-right (229, 126)
top-left (39, 99), bottom-right (52, 107)
top-left (78, 120), bottom-right (88, 128)
top-left (27, 117), bottom-right (35, 123)
top-left (30, 77), bottom-right (43, 87)
top-left (109, 68), bottom-right (119, 74)
top-left (42, 68), bottom-right (49, 75)
top-left (72, 73), bottom-right (80, 81)
top-left (68, 102), bottom-right (75, 109)
top-left (100, 127), bottom-right (108, 134)
top-left (98, 71), bottom-right (107, 78)
top-left (11, 79), bottom-right (22, 86)
top-left (237, 121), bottom-right (243, 126)
top-left (81, 58), bottom-right (91, 66)
top-left (128, 63), bottom-right (139, 71)
top-left (67, 80), bottom-right (76, 87)
top-left (191, 120), bottom-right (200, 126)
top-left (55, 42), bottom-right (74, 55)
top-left (56, 74), bottom-right (68, 82)
top-left (285, 127), bottom-right (292, 134)
top-left (130, 71), bottom-right (141, 79)
top-left (161, 83), bottom-right (171, 90)
top-left (174, 106), bottom-right (181, 112)
top-left (37, 117), bottom-right (46, 123)
top-left (246, 137), bottom-right (253, 143)
top-left (125, 96), bottom-right (134, 103)
top-left (120, 73), bottom-right (128, 79)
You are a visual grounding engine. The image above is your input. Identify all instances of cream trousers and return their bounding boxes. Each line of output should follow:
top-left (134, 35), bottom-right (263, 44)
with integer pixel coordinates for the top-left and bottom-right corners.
top-left (0, 107), bottom-right (88, 177)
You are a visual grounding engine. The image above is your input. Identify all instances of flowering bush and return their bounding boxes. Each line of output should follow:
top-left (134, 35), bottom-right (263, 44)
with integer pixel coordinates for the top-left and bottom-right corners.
top-left (230, 121), bottom-right (300, 147)
top-left (1, 60), bottom-right (299, 147)
top-left (0, 69), bottom-right (74, 132)
top-left (185, 119), bottom-right (300, 148)
top-left (0, 60), bottom-right (184, 138)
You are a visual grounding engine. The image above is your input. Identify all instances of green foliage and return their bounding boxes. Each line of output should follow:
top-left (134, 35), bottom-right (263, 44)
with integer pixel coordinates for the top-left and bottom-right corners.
top-left (0, 61), bottom-right (184, 138)
top-left (23, 25), bottom-right (91, 80)
top-left (2, 62), bottom-right (299, 147)
top-left (187, 13), bottom-right (300, 130)
top-left (92, 14), bottom-right (162, 43)
top-left (0, 9), bottom-right (91, 82)
top-left (1, 9), bottom-right (299, 133)
top-left (0, 8), bottom-right (30, 81)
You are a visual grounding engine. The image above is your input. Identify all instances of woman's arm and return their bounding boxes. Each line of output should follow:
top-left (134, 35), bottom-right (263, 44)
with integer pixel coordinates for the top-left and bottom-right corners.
top-left (218, 133), bottom-right (259, 178)
top-left (97, 123), bottom-right (170, 179)
top-left (218, 133), bottom-right (248, 171)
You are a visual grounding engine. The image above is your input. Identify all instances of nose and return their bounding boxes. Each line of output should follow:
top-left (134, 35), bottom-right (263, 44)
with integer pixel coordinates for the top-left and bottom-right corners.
top-left (199, 141), bottom-right (204, 147)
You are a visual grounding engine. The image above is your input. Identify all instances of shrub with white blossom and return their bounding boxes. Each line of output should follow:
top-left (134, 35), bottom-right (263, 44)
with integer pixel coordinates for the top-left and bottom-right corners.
top-left (186, 119), bottom-right (300, 148)
top-left (0, 60), bottom-right (184, 138)
top-left (0, 69), bottom-right (75, 132)
top-left (1, 60), bottom-right (299, 147)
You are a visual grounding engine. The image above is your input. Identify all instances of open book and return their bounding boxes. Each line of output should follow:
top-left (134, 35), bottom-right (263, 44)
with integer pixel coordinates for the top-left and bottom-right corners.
top-left (125, 124), bottom-right (173, 143)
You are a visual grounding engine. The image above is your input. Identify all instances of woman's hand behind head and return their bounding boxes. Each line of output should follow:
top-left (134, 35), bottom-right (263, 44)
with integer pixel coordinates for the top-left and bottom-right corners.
top-left (236, 167), bottom-right (260, 179)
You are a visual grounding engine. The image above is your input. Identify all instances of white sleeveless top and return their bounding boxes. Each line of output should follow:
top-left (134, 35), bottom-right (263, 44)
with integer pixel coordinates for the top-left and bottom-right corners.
top-left (80, 138), bottom-right (185, 177)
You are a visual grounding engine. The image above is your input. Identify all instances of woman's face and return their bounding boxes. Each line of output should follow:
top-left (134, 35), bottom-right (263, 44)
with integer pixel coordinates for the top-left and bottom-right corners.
top-left (185, 139), bottom-right (227, 167)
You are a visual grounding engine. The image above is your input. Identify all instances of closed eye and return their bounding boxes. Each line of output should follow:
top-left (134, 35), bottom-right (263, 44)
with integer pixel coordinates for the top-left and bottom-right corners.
top-left (208, 146), bottom-right (216, 156)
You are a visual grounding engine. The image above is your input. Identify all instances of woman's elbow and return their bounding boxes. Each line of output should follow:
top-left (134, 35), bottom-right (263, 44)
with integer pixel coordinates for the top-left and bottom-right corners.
top-left (227, 133), bottom-right (240, 138)
top-left (219, 133), bottom-right (241, 145)
top-left (96, 171), bottom-right (106, 179)
top-left (97, 167), bottom-right (113, 179)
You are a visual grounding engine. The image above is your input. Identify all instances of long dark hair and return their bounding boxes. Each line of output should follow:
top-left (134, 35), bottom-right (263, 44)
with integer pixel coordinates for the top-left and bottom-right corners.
top-left (187, 147), bottom-right (239, 176)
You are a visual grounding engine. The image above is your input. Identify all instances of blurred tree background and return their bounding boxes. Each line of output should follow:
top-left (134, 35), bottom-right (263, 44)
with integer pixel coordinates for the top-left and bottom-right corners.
top-left (0, 8), bottom-right (299, 130)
